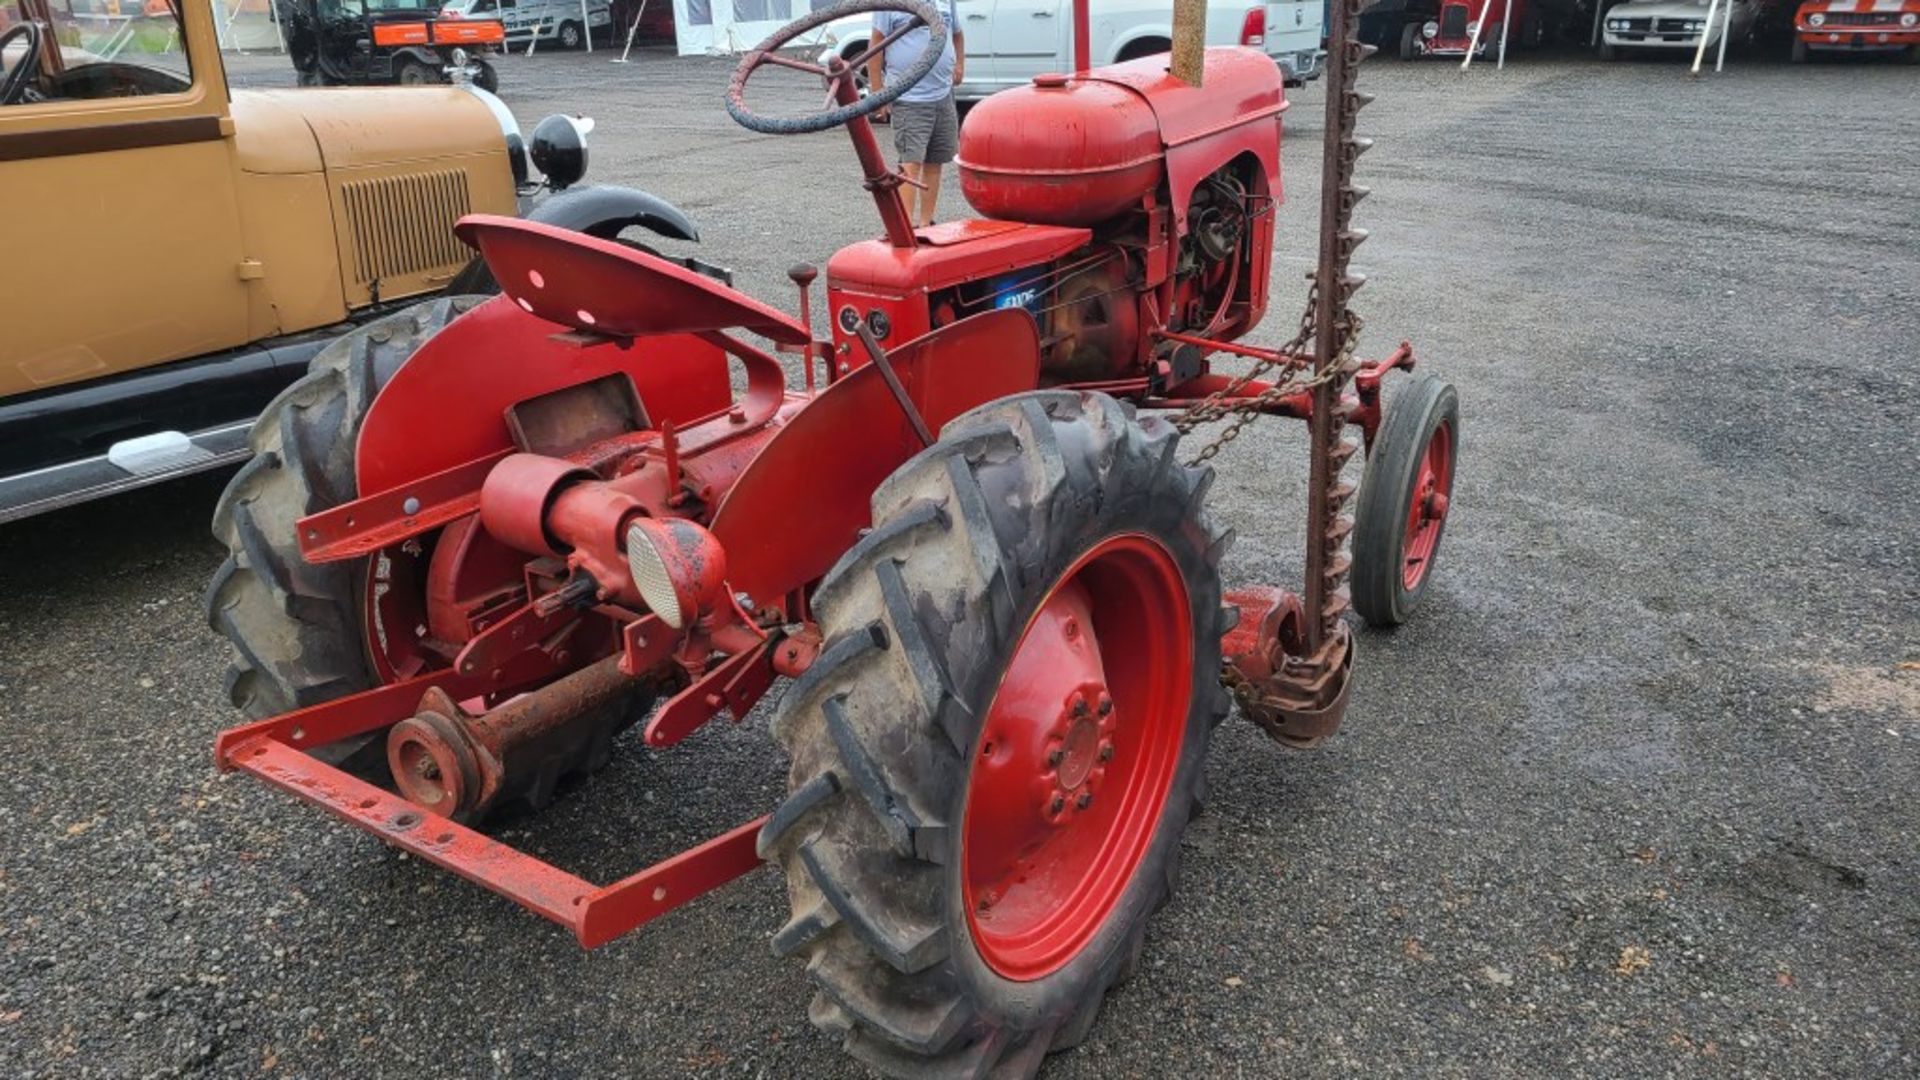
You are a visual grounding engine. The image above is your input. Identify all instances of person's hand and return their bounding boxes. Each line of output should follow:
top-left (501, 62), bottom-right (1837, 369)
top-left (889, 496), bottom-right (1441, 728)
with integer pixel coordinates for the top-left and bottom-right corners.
top-left (873, 103), bottom-right (891, 124)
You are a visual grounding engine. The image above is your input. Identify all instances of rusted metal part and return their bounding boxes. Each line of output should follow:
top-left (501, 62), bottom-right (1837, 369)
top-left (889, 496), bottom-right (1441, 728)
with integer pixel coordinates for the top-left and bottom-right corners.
top-left (1220, 586), bottom-right (1354, 748)
top-left (772, 624), bottom-right (823, 678)
top-left (225, 736), bottom-right (766, 948)
top-left (1304, 0), bottom-right (1374, 649)
top-left (212, 654), bottom-right (573, 771)
top-left (386, 654), bottom-right (639, 820)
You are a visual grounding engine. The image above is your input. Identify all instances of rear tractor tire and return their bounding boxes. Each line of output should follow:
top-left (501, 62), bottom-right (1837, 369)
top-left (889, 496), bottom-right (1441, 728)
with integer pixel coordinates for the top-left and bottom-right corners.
top-left (1351, 373), bottom-right (1459, 627)
top-left (206, 296), bottom-right (484, 775)
top-left (761, 391), bottom-right (1230, 1077)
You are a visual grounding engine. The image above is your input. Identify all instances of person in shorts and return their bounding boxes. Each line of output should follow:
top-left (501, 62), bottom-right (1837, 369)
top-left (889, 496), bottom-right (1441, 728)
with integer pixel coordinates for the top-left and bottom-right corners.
top-left (866, 0), bottom-right (963, 228)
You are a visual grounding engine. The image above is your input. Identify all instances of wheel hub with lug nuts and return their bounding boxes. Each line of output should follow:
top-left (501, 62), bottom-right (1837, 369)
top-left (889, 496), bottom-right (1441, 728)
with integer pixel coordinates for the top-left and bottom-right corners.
top-left (960, 534), bottom-right (1193, 980)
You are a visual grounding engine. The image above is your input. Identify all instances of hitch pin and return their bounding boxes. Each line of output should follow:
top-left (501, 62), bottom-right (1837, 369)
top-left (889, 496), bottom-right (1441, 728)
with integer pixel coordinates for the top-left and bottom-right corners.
top-left (533, 572), bottom-right (600, 617)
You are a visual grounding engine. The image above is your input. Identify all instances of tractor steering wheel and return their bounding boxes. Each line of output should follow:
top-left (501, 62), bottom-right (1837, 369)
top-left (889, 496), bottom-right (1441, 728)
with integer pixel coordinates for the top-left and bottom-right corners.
top-left (725, 0), bottom-right (946, 136)
top-left (1, 21), bottom-right (45, 106)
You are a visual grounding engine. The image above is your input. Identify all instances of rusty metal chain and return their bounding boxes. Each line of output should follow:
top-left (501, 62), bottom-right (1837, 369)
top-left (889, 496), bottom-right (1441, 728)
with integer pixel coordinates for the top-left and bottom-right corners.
top-left (1168, 0), bottom-right (1375, 648)
top-left (1174, 302), bottom-right (1363, 466)
top-left (1169, 11), bottom-right (1373, 471)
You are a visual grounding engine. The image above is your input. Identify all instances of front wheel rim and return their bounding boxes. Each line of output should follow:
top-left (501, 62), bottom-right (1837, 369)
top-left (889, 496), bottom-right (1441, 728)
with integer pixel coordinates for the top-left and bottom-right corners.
top-left (1401, 420), bottom-right (1454, 590)
top-left (961, 533), bottom-right (1193, 981)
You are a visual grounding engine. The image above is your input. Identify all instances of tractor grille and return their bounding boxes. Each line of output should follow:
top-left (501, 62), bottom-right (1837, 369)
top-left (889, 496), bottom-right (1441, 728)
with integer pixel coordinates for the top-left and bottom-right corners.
top-left (1439, 5), bottom-right (1469, 36)
top-left (341, 170), bottom-right (473, 288)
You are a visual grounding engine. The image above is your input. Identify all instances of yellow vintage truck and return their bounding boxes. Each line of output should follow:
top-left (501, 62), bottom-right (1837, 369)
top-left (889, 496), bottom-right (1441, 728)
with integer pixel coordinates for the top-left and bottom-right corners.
top-left (0, 0), bottom-right (703, 521)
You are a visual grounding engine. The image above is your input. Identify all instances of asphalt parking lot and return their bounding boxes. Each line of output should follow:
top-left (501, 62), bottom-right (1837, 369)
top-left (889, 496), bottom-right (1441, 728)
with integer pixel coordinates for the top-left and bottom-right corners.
top-left (3, 40), bottom-right (1918, 1079)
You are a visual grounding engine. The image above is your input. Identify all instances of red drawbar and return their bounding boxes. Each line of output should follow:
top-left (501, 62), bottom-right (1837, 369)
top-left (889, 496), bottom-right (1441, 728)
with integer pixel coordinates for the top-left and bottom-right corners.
top-left (213, 667), bottom-right (768, 947)
top-left (229, 737), bottom-right (765, 947)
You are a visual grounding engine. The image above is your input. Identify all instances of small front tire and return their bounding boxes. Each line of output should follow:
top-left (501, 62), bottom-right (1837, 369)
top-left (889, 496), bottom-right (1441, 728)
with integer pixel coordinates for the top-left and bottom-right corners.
top-left (1400, 21), bottom-right (1422, 60)
top-left (1351, 374), bottom-right (1459, 627)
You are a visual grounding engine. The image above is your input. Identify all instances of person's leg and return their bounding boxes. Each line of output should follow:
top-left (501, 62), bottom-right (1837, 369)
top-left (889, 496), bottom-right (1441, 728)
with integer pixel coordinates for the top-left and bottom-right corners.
top-left (901, 160), bottom-right (927, 223)
top-left (918, 167), bottom-right (942, 227)
top-left (891, 100), bottom-right (935, 226)
top-left (915, 94), bottom-right (959, 227)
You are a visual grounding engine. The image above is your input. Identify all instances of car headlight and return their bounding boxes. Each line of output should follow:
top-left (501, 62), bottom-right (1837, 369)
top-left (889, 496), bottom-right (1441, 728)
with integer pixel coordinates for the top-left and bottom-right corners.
top-left (1686, 19), bottom-right (1704, 30)
top-left (1467, 18), bottom-right (1480, 33)
top-left (1808, 11), bottom-right (1825, 25)
top-left (1903, 11), bottom-right (1917, 26)
top-left (1423, 19), bottom-right (1439, 36)
top-left (529, 114), bottom-right (593, 191)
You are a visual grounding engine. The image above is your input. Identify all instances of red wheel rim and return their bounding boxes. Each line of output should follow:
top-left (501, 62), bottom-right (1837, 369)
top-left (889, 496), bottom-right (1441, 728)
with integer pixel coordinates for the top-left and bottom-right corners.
top-left (961, 533), bottom-right (1193, 981)
top-left (1400, 420), bottom-right (1454, 591)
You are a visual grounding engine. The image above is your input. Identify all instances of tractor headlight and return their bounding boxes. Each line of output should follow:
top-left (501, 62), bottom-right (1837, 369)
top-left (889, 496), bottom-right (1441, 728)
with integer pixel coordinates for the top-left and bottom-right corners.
top-left (1808, 11), bottom-right (1825, 25)
top-left (529, 114), bottom-right (594, 191)
top-left (625, 518), bottom-right (729, 630)
top-left (1422, 19), bottom-right (1439, 36)
top-left (1903, 11), bottom-right (1917, 26)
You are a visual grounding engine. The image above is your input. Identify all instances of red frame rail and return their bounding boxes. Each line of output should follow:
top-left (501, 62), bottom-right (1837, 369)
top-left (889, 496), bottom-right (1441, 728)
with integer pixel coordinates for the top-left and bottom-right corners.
top-left (215, 676), bottom-right (766, 948)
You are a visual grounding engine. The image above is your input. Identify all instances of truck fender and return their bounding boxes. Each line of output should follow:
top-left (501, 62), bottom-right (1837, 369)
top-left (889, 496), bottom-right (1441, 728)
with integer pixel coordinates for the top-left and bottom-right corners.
top-left (525, 184), bottom-right (701, 244)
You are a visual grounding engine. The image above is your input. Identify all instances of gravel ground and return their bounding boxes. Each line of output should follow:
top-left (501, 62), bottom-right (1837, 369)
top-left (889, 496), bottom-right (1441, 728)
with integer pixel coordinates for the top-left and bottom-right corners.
top-left (3, 41), bottom-right (1918, 1079)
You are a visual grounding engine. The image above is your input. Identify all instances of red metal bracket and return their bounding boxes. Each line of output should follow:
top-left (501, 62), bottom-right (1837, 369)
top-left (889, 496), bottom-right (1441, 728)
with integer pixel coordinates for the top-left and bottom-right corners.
top-left (644, 637), bottom-right (778, 748)
top-left (298, 449), bottom-right (513, 565)
top-left (225, 735), bottom-right (765, 947)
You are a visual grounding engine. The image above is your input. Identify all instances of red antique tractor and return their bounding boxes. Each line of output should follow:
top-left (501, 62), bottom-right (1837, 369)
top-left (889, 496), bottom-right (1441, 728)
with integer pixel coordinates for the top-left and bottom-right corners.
top-left (206, 0), bottom-right (1457, 1073)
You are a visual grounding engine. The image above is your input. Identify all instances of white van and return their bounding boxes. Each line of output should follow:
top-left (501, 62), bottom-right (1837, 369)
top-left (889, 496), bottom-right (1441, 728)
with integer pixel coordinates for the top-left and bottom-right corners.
top-left (441, 0), bottom-right (615, 49)
top-left (813, 0), bottom-right (1326, 96)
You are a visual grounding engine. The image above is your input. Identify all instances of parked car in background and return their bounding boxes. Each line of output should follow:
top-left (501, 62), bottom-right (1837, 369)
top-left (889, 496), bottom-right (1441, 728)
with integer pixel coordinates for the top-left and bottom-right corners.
top-left (441, 0), bottom-right (613, 49)
top-left (1790, 0), bottom-right (1920, 61)
top-left (1599, 0), bottom-right (1757, 57)
top-left (811, 0), bottom-right (1326, 92)
top-left (0, 0), bottom-right (701, 522)
top-left (1393, 0), bottom-right (1544, 59)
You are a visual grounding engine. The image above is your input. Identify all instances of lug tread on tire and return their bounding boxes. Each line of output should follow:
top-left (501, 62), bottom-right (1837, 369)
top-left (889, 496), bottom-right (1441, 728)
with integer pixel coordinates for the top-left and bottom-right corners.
top-left (205, 298), bottom-right (483, 731)
top-left (762, 390), bottom-right (1229, 1078)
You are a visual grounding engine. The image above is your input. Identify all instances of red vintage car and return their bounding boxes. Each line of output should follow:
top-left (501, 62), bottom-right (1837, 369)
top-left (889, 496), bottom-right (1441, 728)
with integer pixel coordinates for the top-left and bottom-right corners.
top-left (1792, 0), bottom-right (1920, 60)
top-left (1396, 0), bottom-right (1541, 59)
